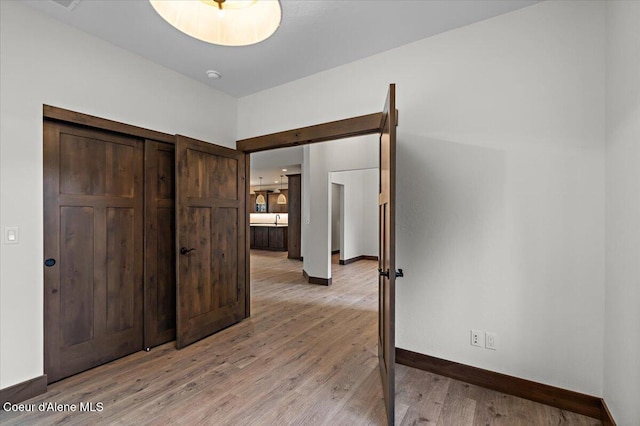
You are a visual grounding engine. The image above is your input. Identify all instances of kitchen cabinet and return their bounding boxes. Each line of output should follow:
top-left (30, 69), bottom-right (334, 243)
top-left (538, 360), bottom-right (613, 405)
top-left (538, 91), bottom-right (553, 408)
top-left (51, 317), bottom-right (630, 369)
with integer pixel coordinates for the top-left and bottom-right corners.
top-left (268, 226), bottom-right (288, 250)
top-left (251, 191), bottom-right (270, 213)
top-left (252, 226), bottom-right (270, 249)
top-left (250, 225), bottom-right (288, 251)
top-left (267, 190), bottom-right (288, 213)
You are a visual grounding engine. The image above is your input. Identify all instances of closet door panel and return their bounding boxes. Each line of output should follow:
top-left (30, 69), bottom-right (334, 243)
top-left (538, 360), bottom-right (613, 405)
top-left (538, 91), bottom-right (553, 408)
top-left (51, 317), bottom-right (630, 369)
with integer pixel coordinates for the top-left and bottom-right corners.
top-left (175, 135), bottom-right (247, 349)
top-left (44, 122), bottom-right (144, 383)
top-left (144, 140), bottom-right (176, 349)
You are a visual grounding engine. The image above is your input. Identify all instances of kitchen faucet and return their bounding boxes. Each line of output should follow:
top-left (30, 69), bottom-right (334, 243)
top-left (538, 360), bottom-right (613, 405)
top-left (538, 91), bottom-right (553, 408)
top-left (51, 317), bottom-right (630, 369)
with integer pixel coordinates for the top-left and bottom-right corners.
top-left (275, 214), bottom-right (280, 226)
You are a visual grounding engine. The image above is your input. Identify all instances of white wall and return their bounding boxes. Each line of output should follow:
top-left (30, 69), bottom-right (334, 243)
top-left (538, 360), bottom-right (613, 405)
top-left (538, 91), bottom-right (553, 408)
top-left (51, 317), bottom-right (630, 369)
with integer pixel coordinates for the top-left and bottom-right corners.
top-left (0, 1), bottom-right (237, 389)
top-left (331, 184), bottom-right (341, 252)
top-left (603, 1), bottom-right (640, 425)
top-left (298, 137), bottom-right (378, 278)
top-left (301, 146), bottom-right (311, 263)
top-left (331, 169), bottom-right (379, 261)
top-left (360, 170), bottom-right (379, 258)
top-left (239, 0), bottom-right (606, 396)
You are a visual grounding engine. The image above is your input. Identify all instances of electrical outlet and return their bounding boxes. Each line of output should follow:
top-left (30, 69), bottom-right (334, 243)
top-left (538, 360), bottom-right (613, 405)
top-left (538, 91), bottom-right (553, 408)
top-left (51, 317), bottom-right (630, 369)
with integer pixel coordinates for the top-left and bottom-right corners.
top-left (485, 332), bottom-right (497, 350)
top-left (471, 330), bottom-right (483, 347)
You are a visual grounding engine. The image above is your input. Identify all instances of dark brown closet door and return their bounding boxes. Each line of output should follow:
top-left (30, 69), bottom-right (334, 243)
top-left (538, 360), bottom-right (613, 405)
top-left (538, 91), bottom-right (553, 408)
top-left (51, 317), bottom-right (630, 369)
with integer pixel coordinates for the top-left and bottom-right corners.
top-left (144, 140), bottom-right (176, 349)
top-left (175, 135), bottom-right (247, 349)
top-left (44, 121), bottom-right (144, 383)
top-left (378, 84), bottom-right (397, 425)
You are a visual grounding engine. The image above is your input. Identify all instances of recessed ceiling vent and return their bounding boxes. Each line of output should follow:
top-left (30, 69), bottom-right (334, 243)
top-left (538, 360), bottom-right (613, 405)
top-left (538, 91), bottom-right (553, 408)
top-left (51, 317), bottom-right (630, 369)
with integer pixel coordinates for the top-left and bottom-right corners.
top-left (50, 0), bottom-right (81, 11)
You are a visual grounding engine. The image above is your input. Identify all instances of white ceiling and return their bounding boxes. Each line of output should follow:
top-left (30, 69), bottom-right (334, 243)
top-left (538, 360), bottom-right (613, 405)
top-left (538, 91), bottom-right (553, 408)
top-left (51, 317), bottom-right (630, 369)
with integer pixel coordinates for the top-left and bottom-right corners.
top-left (249, 146), bottom-right (303, 188)
top-left (24, 0), bottom-right (539, 98)
top-left (250, 164), bottom-right (302, 191)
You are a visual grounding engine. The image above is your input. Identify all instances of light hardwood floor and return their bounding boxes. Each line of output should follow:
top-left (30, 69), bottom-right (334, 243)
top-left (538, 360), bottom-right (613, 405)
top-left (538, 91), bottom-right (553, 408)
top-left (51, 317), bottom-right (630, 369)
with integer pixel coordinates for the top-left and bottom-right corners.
top-left (1, 251), bottom-right (600, 425)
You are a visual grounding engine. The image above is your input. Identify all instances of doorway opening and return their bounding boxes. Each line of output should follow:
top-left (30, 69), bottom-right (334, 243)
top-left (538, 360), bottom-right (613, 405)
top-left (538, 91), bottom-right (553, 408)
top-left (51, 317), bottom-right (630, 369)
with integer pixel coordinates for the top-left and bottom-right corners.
top-left (238, 83), bottom-right (397, 424)
top-left (331, 183), bottom-right (342, 258)
top-left (330, 168), bottom-right (380, 267)
top-left (248, 138), bottom-right (379, 288)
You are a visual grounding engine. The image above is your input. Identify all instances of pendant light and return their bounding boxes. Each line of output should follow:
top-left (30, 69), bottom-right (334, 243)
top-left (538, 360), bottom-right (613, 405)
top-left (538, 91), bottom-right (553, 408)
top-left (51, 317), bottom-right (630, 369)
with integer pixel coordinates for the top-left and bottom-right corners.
top-left (277, 175), bottom-right (287, 204)
top-left (149, 0), bottom-right (282, 47)
top-left (256, 177), bottom-right (266, 205)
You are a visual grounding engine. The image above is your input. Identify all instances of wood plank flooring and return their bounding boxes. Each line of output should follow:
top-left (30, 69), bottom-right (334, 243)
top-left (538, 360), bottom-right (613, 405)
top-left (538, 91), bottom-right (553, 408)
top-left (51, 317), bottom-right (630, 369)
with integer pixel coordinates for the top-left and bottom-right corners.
top-left (1, 251), bottom-right (600, 425)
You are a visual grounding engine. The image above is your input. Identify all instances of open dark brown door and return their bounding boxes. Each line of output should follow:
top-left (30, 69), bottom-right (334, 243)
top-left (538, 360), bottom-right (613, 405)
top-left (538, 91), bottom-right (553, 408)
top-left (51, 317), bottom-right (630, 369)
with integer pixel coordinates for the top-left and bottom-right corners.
top-left (175, 135), bottom-right (247, 349)
top-left (378, 84), bottom-right (397, 425)
top-left (44, 121), bottom-right (144, 383)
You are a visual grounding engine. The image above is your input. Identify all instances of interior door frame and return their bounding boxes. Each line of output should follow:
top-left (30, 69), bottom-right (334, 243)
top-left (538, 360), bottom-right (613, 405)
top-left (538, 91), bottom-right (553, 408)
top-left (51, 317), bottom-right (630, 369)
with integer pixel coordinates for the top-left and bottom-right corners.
top-left (236, 94), bottom-right (398, 419)
top-left (237, 111), bottom-right (387, 318)
top-left (236, 112), bottom-right (384, 152)
top-left (43, 105), bottom-right (175, 144)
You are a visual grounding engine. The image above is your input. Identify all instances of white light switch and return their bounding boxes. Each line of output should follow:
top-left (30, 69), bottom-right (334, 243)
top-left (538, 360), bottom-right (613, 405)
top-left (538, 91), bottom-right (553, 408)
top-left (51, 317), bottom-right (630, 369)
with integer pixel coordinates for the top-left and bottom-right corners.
top-left (5, 227), bottom-right (19, 244)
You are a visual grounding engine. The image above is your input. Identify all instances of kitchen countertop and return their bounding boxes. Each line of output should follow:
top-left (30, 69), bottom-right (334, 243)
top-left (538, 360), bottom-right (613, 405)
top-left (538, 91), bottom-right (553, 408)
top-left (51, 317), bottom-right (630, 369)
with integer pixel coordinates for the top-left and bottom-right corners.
top-left (250, 223), bottom-right (288, 227)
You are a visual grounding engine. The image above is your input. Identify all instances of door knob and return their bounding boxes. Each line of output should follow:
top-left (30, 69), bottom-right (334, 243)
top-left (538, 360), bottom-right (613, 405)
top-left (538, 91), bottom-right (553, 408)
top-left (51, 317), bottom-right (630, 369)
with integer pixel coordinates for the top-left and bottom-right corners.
top-left (378, 268), bottom-right (404, 278)
top-left (180, 247), bottom-right (196, 255)
top-left (44, 258), bottom-right (56, 267)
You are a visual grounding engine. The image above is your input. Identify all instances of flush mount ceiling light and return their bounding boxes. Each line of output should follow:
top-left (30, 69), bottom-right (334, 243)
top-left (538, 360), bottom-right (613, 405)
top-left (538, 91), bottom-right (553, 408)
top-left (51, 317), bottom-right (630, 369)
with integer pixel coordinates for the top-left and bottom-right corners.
top-left (149, 0), bottom-right (282, 47)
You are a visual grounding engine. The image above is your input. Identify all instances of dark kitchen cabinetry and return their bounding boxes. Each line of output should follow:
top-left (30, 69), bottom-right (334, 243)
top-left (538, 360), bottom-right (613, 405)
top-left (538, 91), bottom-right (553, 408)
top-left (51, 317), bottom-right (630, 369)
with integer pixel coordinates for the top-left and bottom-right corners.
top-left (250, 226), bottom-right (288, 251)
top-left (268, 227), bottom-right (287, 251)
top-left (267, 190), bottom-right (288, 213)
top-left (252, 226), bottom-right (270, 249)
top-left (250, 191), bottom-right (288, 213)
top-left (250, 191), bottom-right (270, 213)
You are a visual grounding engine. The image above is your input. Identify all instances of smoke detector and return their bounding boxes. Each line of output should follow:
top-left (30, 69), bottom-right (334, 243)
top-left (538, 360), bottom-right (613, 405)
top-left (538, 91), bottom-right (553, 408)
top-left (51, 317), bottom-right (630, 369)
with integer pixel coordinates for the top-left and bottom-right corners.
top-left (50, 0), bottom-right (81, 10)
top-left (206, 70), bottom-right (222, 79)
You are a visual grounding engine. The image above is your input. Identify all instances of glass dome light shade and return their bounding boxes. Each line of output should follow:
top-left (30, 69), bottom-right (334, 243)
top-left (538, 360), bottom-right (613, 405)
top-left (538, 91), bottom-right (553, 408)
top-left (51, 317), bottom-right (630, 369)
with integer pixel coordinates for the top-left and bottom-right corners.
top-left (149, 0), bottom-right (282, 47)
